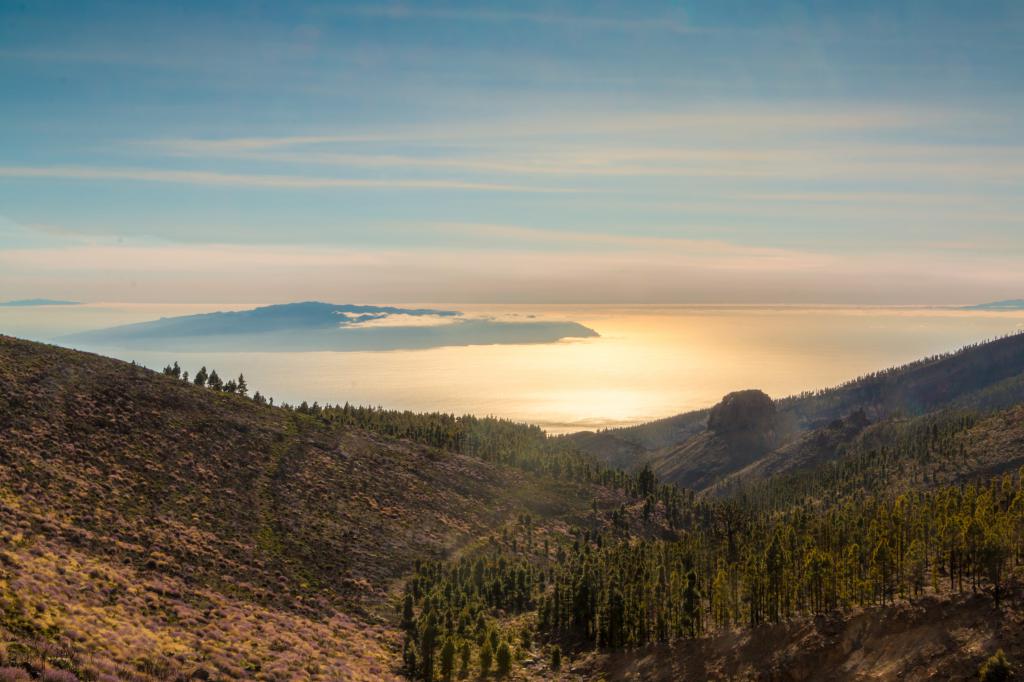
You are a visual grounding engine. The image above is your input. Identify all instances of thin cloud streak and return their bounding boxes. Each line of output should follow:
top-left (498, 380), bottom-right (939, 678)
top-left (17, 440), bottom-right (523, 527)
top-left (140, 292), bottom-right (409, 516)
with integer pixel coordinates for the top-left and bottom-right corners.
top-left (0, 166), bottom-right (572, 193)
top-left (144, 106), bottom-right (941, 153)
top-left (144, 135), bottom-right (1024, 184)
top-left (429, 223), bottom-right (822, 263)
top-left (3, 240), bottom-right (1023, 306)
top-left (0, 235), bottom-right (832, 273)
top-left (330, 4), bottom-right (704, 35)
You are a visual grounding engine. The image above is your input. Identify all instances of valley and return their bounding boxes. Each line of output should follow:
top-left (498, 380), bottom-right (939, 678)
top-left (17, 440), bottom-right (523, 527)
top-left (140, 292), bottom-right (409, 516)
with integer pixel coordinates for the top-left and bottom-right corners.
top-left (7, 2), bottom-right (1023, 680)
top-left (1, 333), bottom-right (1024, 680)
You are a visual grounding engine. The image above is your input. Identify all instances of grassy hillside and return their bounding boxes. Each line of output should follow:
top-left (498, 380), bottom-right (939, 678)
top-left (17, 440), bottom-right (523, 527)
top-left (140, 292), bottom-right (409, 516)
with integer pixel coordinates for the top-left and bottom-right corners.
top-left (0, 336), bottom-right (611, 681)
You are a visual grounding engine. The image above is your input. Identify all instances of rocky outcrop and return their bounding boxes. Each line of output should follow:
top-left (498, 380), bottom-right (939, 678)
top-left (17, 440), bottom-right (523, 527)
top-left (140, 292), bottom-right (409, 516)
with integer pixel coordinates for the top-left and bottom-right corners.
top-left (649, 390), bottom-right (780, 491)
top-left (708, 389), bottom-right (777, 443)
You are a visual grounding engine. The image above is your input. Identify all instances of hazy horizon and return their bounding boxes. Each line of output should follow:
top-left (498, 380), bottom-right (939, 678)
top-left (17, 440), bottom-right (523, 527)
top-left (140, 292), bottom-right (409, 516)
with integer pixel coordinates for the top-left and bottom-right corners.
top-left (5, 301), bottom-right (1022, 433)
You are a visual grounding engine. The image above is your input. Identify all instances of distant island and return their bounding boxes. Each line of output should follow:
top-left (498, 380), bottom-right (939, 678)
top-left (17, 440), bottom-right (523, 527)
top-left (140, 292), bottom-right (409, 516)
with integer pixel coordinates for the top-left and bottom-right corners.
top-left (60, 301), bottom-right (599, 352)
top-left (0, 298), bottom-right (81, 307)
top-left (963, 299), bottom-right (1024, 311)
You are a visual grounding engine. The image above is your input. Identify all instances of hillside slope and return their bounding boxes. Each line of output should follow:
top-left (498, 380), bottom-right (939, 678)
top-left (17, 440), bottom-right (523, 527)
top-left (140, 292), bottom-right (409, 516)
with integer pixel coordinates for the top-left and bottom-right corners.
top-left (710, 404), bottom-right (1024, 500)
top-left (0, 336), bottom-right (599, 681)
top-left (594, 590), bottom-right (1024, 681)
top-left (4, 334), bottom-right (1024, 681)
top-left (574, 332), bottom-right (1024, 490)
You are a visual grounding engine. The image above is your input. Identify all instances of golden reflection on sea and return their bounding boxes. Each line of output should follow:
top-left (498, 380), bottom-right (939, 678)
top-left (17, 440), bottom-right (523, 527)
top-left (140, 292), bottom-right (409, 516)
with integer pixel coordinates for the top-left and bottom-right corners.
top-left (2, 303), bottom-right (1022, 433)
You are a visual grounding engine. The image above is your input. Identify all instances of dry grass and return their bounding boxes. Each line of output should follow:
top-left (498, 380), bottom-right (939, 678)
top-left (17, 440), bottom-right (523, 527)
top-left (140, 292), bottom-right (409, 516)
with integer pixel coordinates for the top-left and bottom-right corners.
top-left (0, 336), bottom-right (599, 679)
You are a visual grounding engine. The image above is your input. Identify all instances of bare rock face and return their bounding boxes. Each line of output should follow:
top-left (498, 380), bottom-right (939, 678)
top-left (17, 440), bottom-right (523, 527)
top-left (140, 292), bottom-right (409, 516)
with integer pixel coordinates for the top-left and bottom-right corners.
top-left (707, 389), bottom-right (776, 436)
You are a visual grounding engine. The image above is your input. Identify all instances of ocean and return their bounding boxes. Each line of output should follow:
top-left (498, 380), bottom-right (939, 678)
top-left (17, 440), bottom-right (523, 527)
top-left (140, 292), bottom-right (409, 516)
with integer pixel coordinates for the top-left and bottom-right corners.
top-left (3, 302), bottom-right (1022, 433)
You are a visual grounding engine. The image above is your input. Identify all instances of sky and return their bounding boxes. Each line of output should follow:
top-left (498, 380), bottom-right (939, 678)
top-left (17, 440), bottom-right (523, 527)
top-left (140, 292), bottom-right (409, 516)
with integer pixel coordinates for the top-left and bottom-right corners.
top-left (1, 0), bottom-right (1023, 304)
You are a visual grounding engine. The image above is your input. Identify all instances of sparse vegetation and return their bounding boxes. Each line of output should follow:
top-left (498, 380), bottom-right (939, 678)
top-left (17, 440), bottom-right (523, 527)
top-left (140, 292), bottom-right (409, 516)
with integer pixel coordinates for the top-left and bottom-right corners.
top-left (4, 334), bottom-right (1024, 680)
top-left (980, 649), bottom-right (1013, 681)
top-left (0, 336), bottom-right (626, 680)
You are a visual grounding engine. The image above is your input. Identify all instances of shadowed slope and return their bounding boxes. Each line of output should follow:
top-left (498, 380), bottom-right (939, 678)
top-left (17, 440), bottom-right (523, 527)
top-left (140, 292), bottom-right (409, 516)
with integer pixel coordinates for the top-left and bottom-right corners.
top-left (595, 590), bottom-right (1024, 681)
top-left (573, 333), bottom-right (1024, 490)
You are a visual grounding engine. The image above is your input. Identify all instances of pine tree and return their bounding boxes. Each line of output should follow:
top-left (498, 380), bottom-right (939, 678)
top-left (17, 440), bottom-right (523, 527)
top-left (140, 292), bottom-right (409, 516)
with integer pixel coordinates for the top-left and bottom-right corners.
top-left (872, 539), bottom-right (894, 604)
top-left (488, 628), bottom-right (499, 653)
top-left (458, 642), bottom-right (470, 679)
top-left (236, 373), bottom-right (248, 396)
top-left (207, 369), bottom-right (222, 391)
top-left (495, 641), bottom-right (511, 677)
top-left (906, 539), bottom-right (927, 597)
top-left (194, 366), bottom-right (208, 387)
top-left (711, 564), bottom-right (733, 627)
top-left (403, 635), bottom-right (417, 674)
top-left (439, 639), bottom-right (455, 681)
top-left (402, 592), bottom-right (416, 631)
top-left (479, 642), bottom-right (493, 676)
top-left (419, 611), bottom-right (438, 681)
top-left (682, 569), bottom-right (702, 637)
top-left (979, 529), bottom-right (1011, 607)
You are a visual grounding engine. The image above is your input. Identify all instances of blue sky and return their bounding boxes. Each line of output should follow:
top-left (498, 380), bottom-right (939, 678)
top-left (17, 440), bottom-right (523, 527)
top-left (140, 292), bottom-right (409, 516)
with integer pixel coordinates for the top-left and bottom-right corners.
top-left (1, 0), bottom-right (1022, 303)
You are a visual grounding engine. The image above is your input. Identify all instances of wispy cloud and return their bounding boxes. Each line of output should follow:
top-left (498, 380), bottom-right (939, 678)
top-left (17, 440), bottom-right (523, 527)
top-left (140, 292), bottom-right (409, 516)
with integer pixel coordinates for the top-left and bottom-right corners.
top-left (429, 222), bottom-right (823, 265)
top-left (281, 145), bottom-right (1021, 182)
top-left (139, 111), bottom-right (1022, 185)
top-left (145, 107), bottom-right (939, 152)
top-left (2, 240), bottom-right (1022, 305)
top-left (330, 4), bottom-right (703, 35)
top-left (343, 312), bottom-right (459, 328)
top-left (0, 165), bottom-right (571, 193)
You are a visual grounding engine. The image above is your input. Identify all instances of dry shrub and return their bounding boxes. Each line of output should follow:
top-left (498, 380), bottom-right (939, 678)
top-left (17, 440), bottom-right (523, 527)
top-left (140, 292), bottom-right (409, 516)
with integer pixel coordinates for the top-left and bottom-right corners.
top-left (40, 670), bottom-right (80, 682)
top-left (0, 668), bottom-right (31, 682)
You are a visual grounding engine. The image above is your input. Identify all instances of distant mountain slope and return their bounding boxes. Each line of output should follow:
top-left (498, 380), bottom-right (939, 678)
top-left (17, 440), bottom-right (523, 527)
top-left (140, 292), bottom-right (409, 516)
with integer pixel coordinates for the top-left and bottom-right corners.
top-left (704, 409), bottom-right (870, 495)
top-left (562, 409), bottom-right (709, 470)
top-left (0, 335), bottom-right (600, 680)
top-left (647, 389), bottom-right (781, 490)
top-left (71, 301), bottom-right (461, 337)
top-left (573, 332), bottom-right (1024, 490)
top-left (709, 404), bottom-right (1024, 501)
top-left (0, 298), bottom-right (80, 306)
top-left (59, 301), bottom-right (599, 352)
top-left (964, 299), bottom-right (1024, 310)
top-left (775, 332), bottom-right (1024, 427)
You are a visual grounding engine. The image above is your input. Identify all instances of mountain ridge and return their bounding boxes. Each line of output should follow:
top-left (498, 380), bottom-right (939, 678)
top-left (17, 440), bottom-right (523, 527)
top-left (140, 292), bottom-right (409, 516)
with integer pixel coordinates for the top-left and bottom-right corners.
top-left (963, 299), bottom-right (1024, 310)
top-left (571, 332), bottom-right (1024, 491)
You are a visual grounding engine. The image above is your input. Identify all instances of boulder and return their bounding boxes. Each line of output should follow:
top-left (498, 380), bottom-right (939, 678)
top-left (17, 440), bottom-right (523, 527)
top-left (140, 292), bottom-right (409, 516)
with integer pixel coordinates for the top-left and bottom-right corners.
top-left (708, 389), bottom-right (776, 436)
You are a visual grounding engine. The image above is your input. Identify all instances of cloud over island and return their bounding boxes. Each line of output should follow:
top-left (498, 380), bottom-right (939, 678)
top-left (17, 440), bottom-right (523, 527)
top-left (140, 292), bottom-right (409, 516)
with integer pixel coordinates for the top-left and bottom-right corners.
top-left (60, 302), bottom-right (599, 352)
